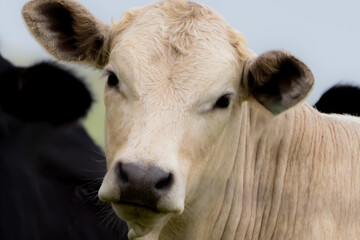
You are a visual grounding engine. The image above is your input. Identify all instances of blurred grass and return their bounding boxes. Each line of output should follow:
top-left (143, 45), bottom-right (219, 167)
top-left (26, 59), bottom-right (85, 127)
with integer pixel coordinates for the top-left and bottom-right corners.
top-left (80, 69), bottom-right (106, 149)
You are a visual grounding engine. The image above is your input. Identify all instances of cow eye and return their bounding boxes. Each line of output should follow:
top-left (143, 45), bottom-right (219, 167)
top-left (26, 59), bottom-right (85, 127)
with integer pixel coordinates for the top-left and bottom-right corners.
top-left (213, 94), bottom-right (231, 109)
top-left (107, 72), bottom-right (119, 88)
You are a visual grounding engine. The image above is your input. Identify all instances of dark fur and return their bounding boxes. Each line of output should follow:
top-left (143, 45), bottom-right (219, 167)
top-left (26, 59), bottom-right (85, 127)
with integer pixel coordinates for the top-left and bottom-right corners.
top-left (0, 55), bottom-right (128, 240)
top-left (0, 54), bottom-right (92, 125)
top-left (314, 84), bottom-right (360, 115)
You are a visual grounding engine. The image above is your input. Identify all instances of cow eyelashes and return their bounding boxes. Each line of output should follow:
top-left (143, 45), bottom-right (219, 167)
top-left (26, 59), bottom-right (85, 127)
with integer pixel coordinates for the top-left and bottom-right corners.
top-left (213, 94), bottom-right (232, 109)
top-left (107, 72), bottom-right (119, 88)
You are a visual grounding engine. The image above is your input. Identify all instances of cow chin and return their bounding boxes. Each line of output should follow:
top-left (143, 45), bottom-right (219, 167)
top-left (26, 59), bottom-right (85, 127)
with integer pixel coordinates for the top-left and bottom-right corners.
top-left (112, 203), bottom-right (173, 240)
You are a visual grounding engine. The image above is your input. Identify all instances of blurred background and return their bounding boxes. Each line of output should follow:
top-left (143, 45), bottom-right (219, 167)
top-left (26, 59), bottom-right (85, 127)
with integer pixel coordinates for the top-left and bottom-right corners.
top-left (1, 0), bottom-right (360, 147)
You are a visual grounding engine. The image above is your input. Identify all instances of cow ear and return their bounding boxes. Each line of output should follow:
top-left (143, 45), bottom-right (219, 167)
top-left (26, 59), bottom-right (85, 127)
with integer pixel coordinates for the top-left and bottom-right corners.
top-left (22, 0), bottom-right (112, 68)
top-left (0, 54), bottom-right (14, 73)
top-left (245, 50), bottom-right (314, 114)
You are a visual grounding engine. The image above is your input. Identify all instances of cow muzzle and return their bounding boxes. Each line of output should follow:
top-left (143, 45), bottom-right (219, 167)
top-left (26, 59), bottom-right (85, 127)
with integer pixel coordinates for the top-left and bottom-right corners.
top-left (99, 161), bottom-right (184, 217)
top-left (117, 162), bottom-right (174, 211)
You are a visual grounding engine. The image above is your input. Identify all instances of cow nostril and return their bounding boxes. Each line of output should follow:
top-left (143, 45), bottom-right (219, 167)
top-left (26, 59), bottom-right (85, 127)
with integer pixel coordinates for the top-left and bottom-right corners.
top-left (155, 173), bottom-right (173, 190)
top-left (118, 164), bottom-right (128, 183)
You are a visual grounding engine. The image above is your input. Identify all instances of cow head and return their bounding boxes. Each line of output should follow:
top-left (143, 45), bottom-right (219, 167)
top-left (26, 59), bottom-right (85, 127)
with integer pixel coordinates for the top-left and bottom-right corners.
top-left (0, 54), bottom-right (92, 125)
top-left (22, 0), bottom-right (314, 238)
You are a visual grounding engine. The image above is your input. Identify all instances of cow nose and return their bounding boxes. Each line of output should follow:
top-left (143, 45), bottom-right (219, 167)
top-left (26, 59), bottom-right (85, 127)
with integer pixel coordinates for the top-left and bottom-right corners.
top-left (118, 162), bottom-right (174, 210)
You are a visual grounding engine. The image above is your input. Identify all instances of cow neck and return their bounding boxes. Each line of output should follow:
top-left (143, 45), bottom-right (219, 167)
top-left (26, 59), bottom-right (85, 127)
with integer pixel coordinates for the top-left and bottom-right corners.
top-left (160, 100), bottom-right (314, 240)
top-left (214, 100), bottom-right (315, 240)
top-left (223, 99), bottom-right (298, 240)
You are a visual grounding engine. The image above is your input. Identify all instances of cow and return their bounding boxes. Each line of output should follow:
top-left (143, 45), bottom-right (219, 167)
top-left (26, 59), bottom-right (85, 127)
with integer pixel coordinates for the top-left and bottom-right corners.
top-left (0, 55), bottom-right (128, 240)
top-left (314, 84), bottom-right (360, 115)
top-left (22, 0), bottom-right (360, 239)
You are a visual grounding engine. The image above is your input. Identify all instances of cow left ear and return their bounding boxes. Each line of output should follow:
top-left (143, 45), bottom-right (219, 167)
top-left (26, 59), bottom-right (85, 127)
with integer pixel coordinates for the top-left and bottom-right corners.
top-left (22, 0), bottom-right (112, 68)
top-left (244, 50), bottom-right (314, 114)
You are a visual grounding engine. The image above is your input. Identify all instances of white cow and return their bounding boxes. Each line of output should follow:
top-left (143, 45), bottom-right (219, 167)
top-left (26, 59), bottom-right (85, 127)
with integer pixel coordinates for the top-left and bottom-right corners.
top-left (22, 0), bottom-right (360, 239)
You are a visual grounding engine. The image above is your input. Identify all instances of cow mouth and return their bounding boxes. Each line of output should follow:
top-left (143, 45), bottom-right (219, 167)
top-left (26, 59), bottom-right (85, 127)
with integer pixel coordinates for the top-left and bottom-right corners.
top-left (117, 201), bottom-right (160, 213)
top-left (112, 201), bottom-right (171, 239)
top-left (111, 199), bottom-right (179, 230)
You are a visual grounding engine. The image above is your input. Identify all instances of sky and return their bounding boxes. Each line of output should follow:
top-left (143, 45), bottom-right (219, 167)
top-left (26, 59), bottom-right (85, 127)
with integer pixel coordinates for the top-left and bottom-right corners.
top-left (1, 0), bottom-right (360, 106)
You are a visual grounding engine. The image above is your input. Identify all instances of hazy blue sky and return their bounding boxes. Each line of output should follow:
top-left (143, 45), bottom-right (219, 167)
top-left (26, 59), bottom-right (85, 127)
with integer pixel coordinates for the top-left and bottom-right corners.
top-left (1, 0), bottom-right (360, 104)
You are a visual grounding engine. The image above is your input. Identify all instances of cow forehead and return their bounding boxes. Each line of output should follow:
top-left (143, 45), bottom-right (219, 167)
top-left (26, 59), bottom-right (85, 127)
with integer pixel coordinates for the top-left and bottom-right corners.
top-left (107, 0), bottom-right (243, 103)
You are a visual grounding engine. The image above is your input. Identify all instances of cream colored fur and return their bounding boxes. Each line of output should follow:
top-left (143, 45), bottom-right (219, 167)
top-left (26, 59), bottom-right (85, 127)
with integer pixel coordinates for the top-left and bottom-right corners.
top-left (22, 0), bottom-right (360, 239)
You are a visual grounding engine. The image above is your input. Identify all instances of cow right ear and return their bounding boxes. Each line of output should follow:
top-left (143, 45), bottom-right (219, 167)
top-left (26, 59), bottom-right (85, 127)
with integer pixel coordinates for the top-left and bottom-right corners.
top-left (22, 0), bottom-right (112, 68)
top-left (243, 50), bottom-right (314, 114)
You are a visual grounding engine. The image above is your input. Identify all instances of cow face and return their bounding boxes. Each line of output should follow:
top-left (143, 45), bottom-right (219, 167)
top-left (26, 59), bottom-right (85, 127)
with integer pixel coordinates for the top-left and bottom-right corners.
top-left (22, 0), bottom-right (314, 238)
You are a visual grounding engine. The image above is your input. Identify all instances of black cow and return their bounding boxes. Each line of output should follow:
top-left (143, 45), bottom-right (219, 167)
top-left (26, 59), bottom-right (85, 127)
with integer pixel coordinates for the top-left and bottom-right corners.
top-left (314, 84), bottom-right (360, 115)
top-left (0, 54), bottom-right (128, 240)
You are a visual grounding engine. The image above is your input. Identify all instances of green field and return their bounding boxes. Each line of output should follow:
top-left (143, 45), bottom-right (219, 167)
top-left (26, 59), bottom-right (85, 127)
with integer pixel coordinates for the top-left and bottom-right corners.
top-left (79, 68), bottom-right (106, 149)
